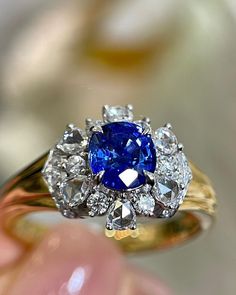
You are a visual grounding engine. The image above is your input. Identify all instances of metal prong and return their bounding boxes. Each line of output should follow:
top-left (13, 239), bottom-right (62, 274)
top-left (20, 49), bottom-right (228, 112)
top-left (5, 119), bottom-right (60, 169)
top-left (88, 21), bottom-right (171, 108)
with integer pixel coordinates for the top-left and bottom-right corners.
top-left (106, 224), bottom-right (113, 230)
top-left (130, 224), bottom-right (137, 230)
top-left (180, 183), bottom-right (185, 190)
top-left (85, 118), bottom-right (93, 126)
top-left (61, 161), bottom-right (67, 170)
top-left (142, 117), bottom-right (151, 124)
top-left (178, 143), bottom-right (184, 151)
top-left (142, 123), bottom-right (152, 135)
top-left (91, 125), bottom-right (103, 133)
top-left (102, 104), bottom-right (109, 115)
top-left (67, 123), bottom-right (75, 129)
top-left (164, 123), bottom-right (172, 130)
top-left (144, 171), bottom-right (155, 186)
top-left (95, 170), bottom-right (105, 185)
top-left (88, 211), bottom-right (96, 217)
top-left (126, 104), bottom-right (133, 111)
top-left (103, 104), bottom-right (109, 111)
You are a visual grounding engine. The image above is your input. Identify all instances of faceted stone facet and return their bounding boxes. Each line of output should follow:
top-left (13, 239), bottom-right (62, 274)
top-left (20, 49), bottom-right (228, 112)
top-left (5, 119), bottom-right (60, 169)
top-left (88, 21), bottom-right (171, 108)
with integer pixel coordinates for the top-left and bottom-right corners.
top-left (66, 155), bottom-right (86, 175)
top-left (60, 177), bottom-right (88, 207)
top-left (155, 177), bottom-right (179, 205)
top-left (44, 166), bottom-right (67, 189)
top-left (103, 105), bottom-right (133, 122)
top-left (42, 150), bottom-right (67, 190)
top-left (136, 193), bottom-right (155, 215)
top-left (153, 150), bottom-right (192, 210)
top-left (57, 126), bottom-right (87, 154)
top-left (106, 200), bottom-right (136, 230)
top-left (89, 122), bottom-right (156, 191)
top-left (154, 127), bottom-right (177, 155)
top-left (157, 152), bottom-right (192, 189)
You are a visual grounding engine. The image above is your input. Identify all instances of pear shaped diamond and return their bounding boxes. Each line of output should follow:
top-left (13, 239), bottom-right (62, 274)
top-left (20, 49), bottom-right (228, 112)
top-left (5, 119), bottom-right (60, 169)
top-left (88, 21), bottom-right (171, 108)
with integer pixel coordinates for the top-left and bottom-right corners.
top-left (57, 125), bottom-right (87, 154)
top-left (154, 177), bottom-right (179, 206)
top-left (154, 127), bottom-right (177, 155)
top-left (106, 200), bottom-right (136, 230)
top-left (60, 177), bottom-right (88, 208)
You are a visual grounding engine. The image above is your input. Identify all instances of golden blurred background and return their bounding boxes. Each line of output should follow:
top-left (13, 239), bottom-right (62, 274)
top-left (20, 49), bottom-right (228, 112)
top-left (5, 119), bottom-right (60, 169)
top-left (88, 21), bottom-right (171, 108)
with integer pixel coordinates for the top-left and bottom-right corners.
top-left (0, 0), bottom-right (235, 294)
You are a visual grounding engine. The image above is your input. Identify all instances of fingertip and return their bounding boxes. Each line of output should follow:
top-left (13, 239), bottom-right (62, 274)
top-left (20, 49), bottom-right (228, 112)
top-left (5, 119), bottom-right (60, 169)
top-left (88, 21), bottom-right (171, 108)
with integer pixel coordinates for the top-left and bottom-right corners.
top-left (8, 223), bottom-right (124, 295)
top-left (124, 266), bottom-right (172, 295)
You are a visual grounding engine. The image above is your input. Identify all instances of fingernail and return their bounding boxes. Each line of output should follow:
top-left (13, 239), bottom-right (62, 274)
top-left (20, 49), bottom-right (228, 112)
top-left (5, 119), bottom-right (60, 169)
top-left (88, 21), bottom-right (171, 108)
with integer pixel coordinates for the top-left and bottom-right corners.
top-left (8, 223), bottom-right (124, 295)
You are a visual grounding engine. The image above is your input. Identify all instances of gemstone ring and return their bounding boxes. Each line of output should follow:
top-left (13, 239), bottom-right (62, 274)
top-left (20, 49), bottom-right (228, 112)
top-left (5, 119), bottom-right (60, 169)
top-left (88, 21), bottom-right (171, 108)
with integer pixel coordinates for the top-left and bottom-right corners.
top-left (0, 105), bottom-right (217, 252)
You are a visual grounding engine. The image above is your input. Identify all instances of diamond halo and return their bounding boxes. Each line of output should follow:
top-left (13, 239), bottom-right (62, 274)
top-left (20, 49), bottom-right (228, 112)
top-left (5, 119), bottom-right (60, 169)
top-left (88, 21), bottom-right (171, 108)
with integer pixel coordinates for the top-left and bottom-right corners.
top-left (42, 105), bottom-right (192, 229)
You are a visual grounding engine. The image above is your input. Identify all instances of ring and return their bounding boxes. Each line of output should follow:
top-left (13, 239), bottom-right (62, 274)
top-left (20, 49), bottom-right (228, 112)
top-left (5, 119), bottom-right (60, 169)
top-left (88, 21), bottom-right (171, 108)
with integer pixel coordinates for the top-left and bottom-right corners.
top-left (0, 105), bottom-right (216, 253)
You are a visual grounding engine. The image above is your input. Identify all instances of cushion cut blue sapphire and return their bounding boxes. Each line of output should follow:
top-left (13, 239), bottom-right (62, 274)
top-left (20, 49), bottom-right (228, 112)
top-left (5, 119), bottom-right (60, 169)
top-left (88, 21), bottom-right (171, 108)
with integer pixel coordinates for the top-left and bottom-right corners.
top-left (88, 122), bottom-right (156, 191)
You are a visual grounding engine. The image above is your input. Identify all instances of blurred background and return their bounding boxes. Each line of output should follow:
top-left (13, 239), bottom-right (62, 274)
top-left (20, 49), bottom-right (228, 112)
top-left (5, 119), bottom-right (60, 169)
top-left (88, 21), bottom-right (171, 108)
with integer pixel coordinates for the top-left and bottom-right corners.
top-left (0, 0), bottom-right (235, 294)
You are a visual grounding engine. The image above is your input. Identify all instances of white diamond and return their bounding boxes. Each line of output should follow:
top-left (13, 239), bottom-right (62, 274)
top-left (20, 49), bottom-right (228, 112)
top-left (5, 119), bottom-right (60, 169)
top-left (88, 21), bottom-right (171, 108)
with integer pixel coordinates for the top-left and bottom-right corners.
top-left (140, 184), bottom-right (152, 193)
top-left (154, 177), bottom-right (179, 205)
top-left (175, 152), bottom-right (192, 187)
top-left (44, 149), bottom-right (67, 169)
top-left (66, 155), bottom-right (86, 175)
top-left (103, 105), bottom-right (133, 122)
top-left (135, 121), bottom-right (152, 134)
top-left (154, 127), bottom-right (177, 155)
top-left (57, 126), bottom-right (87, 154)
top-left (60, 177), bottom-right (88, 207)
top-left (157, 152), bottom-right (192, 188)
top-left (44, 166), bottom-right (67, 189)
top-left (136, 193), bottom-right (155, 215)
top-left (155, 151), bottom-right (192, 206)
top-left (87, 191), bottom-right (110, 216)
top-left (106, 200), bottom-right (136, 230)
top-left (42, 149), bottom-right (67, 190)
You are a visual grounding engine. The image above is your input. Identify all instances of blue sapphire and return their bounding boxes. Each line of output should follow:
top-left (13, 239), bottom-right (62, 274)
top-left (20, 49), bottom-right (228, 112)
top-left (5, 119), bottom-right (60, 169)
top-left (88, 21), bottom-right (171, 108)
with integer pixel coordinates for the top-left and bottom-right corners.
top-left (88, 122), bottom-right (156, 191)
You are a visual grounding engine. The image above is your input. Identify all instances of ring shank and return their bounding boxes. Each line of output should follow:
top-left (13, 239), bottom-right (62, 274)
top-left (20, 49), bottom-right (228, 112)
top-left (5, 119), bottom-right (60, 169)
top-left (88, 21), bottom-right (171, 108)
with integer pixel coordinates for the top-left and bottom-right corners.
top-left (0, 154), bottom-right (216, 255)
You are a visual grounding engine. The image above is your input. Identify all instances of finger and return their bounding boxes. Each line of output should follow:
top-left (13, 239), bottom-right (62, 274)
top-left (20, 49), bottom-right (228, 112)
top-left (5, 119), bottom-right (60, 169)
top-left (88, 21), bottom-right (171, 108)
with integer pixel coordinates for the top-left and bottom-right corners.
top-left (6, 223), bottom-right (124, 295)
top-left (0, 230), bottom-right (24, 268)
top-left (127, 267), bottom-right (172, 295)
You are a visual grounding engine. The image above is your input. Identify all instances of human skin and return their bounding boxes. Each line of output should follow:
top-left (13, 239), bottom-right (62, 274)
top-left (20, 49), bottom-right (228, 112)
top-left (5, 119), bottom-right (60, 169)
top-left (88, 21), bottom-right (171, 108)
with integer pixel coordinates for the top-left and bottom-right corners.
top-left (1, 224), bottom-right (171, 295)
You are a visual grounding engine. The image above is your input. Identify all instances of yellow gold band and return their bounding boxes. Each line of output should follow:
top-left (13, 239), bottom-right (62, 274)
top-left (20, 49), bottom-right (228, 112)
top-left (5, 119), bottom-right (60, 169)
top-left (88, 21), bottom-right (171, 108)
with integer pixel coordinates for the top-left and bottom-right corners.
top-left (0, 154), bottom-right (216, 256)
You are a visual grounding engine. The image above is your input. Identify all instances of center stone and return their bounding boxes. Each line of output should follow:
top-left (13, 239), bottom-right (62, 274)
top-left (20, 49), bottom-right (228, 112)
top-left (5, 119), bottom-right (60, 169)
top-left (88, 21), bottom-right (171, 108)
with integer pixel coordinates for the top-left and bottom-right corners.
top-left (89, 122), bottom-right (156, 191)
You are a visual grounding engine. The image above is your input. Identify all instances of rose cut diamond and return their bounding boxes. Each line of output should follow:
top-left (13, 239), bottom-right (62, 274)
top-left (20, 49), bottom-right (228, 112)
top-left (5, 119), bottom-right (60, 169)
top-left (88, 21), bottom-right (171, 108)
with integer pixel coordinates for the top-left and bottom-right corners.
top-left (57, 125), bottom-right (87, 154)
top-left (106, 199), bottom-right (136, 230)
top-left (60, 177), bottom-right (88, 208)
top-left (154, 127), bottom-right (178, 155)
top-left (103, 105), bottom-right (133, 122)
top-left (42, 150), bottom-right (67, 189)
top-left (156, 153), bottom-right (192, 191)
top-left (154, 177), bottom-right (179, 205)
